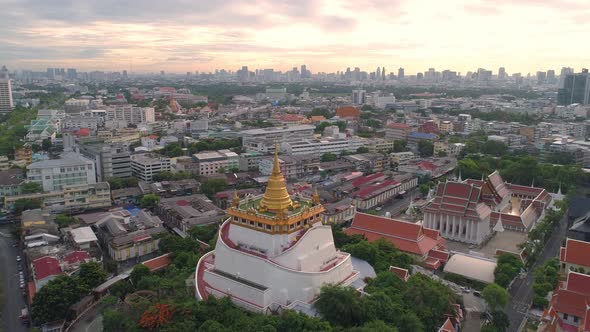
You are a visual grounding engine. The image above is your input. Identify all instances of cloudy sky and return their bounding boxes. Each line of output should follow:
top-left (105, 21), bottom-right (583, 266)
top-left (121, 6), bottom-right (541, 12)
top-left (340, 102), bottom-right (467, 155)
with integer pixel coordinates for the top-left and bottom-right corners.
top-left (1, 0), bottom-right (589, 74)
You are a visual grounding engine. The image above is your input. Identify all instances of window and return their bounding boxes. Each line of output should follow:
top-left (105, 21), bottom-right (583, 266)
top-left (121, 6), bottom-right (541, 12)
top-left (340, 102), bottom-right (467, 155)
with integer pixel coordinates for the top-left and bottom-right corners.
top-left (564, 313), bottom-right (569, 320)
top-left (574, 316), bottom-right (578, 323)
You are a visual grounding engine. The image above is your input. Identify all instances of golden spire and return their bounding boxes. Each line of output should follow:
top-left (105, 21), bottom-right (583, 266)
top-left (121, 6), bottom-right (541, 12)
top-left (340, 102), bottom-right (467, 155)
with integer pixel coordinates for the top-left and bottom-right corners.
top-left (259, 144), bottom-right (293, 212)
top-left (232, 191), bottom-right (240, 207)
top-left (312, 188), bottom-right (320, 205)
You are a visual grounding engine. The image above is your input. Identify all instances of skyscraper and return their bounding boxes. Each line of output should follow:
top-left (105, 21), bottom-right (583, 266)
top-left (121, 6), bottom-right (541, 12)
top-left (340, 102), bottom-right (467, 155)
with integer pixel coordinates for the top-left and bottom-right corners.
top-left (398, 67), bottom-right (405, 79)
top-left (546, 70), bottom-right (556, 84)
top-left (536, 71), bottom-right (547, 85)
top-left (557, 69), bottom-right (590, 105)
top-left (0, 66), bottom-right (14, 115)
top-left (498, 67), bottom-right (506, 80)
top-left (382, 67), bottom-right (386, 81)
top-left (66, 68), bottom-right (77, 79)
top-left (376, 67), bottom-right (381, 80)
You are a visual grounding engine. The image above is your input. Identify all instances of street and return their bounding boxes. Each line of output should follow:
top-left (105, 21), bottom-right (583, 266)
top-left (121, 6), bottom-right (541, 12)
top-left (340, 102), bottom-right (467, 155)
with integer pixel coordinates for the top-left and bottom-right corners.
top-left (0, 226), bottom-right (29, 332)
top-left (506, 212), bottom-right (569, 332)
top-left (377, 188), bottom-right (417, 217)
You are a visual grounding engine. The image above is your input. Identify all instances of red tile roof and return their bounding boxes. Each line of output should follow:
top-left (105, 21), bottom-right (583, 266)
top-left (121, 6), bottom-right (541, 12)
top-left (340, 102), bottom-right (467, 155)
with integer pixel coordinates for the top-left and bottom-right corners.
top-left (345, 213), bottom-right (444, 256)
top-left (548, 272), bottom-right (590, 321)
top-left (63, 251), bottom-right (91, 265)
top-left (438, 317), bottom-right (457, 332)
top-left (387, 122), bottom-right (411, 130)
top-left (423, 257), bottom-right (441, 270)
top-left (352, 179), bottom-right (400, 200)
top-left (417, 161), bottom-right (438, 171)
top-left (425, 182), bottom-right (491, 221)
top-left (336, 106), bottom-right (360, 119)
top-left (32, 256), bottom-right (61, 281)
top-left (352, 173), bottom-right (385, 187)
top-left (389, 266), bottom-right (409, 281)
top-left (562, 238), bottom-right (590, 269)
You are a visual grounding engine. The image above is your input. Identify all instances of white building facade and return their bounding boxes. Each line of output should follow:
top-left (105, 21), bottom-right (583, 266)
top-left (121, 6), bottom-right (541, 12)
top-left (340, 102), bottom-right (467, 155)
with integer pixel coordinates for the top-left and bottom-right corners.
top-left (27, 153), bottom-right (97, 192)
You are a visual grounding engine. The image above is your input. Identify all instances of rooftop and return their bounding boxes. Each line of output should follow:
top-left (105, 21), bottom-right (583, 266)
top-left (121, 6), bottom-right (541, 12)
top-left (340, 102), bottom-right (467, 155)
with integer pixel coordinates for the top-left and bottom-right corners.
top-left (443, 253), bottom-right (496, 283)
top-left (0, 168), bottom-right (25, 186)
top-left (27, 152), bottom-right (92, 169)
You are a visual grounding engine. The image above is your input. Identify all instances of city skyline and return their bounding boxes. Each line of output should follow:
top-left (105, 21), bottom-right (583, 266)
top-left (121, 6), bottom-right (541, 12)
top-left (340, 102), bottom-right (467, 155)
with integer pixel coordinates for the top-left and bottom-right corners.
top-left (1, 0), bottom-right (589, 74)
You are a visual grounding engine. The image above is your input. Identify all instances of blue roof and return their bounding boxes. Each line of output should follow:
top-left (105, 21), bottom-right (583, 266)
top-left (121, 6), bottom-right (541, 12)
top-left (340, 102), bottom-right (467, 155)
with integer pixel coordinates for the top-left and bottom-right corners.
top-left (408, 131), bottom-right (437, 139)
top-left (124, 206), bottom-right (141, 216)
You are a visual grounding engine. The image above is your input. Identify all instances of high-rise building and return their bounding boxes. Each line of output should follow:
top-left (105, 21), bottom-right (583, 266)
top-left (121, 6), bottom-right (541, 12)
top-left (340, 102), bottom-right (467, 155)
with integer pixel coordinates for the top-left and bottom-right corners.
top-left (546, 69), bottom-right (556, 84)
top-left (376, 67), bottom-right (381, 80)
top-left (398, 67), bottom-right (405, 79)
top-left (557, 69), bottom-right (590, 106)
top-left (0, 66), bottom-right (14, 114)
top-left (66, 68), bottom-right (77, 79)
top-left (536, 71), bottom-right (547, 85)
top-left (559, 67), bottom-right (574, 88)
top-left (381, 67), bottom-right (386, 81)
top-left (498, 67), bottom-right (506, 80)
top-left (352, 89), bottom-right (366, 105)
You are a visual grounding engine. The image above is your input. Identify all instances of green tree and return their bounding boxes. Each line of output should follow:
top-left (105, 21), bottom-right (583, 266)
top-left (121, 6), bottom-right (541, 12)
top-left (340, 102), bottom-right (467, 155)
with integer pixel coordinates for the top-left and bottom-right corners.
top-left (315, 285), bottom-right (363, 327)
top-left (103, 309), bottom-right (139, 331)
top-left (107, 177), bottom-right (124, 190)
top-left (321, 153), bottom-right (337, 162)
top-left (41, 138), bottom-right (52, 151)
top-left (419, 183), bottom-right (430, 197)
top-left (217, 166), bottom-right (226, 174)
top-left (140, 194), bottom-right (160, 209)
top-left (417, 140), bottom-right (434, 157)
top-left (21, 182), bottom-right (43, 194)
top-left (309, 107), bottom-right (332, 119)
top-left (200, 178), bottom-right (228, 198)
top-left (481, 140), bottom-right (507, 156)
top-left (494, 254), bottom-right (523, 288)
top-left (357, 147), bottom-right (369, 153)
top-left (393, 140), bottom-right (407, 152)
top-left (78, 262), bottom-right (107, 289)
top-left (54, 214), bottom-right (77, 228)
top-left (32, 275), bottom-right (89, 324)
top-left (13, 198), bottom-right (42, 213)
top-left (483, 283), bottom-right (509, 311)
top-left (130, 264), bottom-right (151, 286)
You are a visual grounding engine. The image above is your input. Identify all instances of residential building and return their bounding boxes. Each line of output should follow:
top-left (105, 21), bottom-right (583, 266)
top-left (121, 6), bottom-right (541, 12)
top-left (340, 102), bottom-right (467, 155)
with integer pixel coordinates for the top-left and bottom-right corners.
top-left (195, 151), bottom-right (358, 312)
top-left (385, 123), bottom-right (412, 141)
top-left (258, 154), bottom-right (320, 179)
top-left (538, 272), bottom-right (590, 332)
top-left (155, 194), bottom-right (225, 233)
top-left (67, 227), bottom-right (99, 250)
top-left (130, 154), bottom-right (171, 182)
top-left (239, 152), bottom-right (264, 171)
top-left (351, 174), bottom-right (418, 210)
top-left (346, 213), bottom-right (447, 265)
top-left (282, 137), bottom-right (365, 156)
top-left (373, 92), bottom-right (396, 109)
top-left (0, 168), bottom-right (25, 204)
top-left (21, 209), bottom-right (59, 236)
top-left (0, 155), bottom-right (9, 171)
top-left (559, 238), bottom-right (590, 274)
top-left (95, 209), bottom-right (166, 262)
top-left (322, 198), bottom-right (356, 225)
top-left (105, 105), bottom-right (155, 125)
top-left (241, 125), bottom-right (315, 153)
top-left (365, 138), bottom-right (394, 153)
top-left (439, 121), bottom-right (454, 133)
top-left (14, 145), bottom-right (33, 166)
top-left (343, 153), bottom-right (390, 173)
top-left (389, 151), bottom-right (416, 164)
top-left (26, 152), bottom-right (96, 191)
top-left (407, 131), bottom-right (438, 147)
top-left (434, 142), bottom-right (465, 157)
top-left (0, 66), bottom-right (14, 114)
top-left (5, 183), bottom-right (111, 213)
top-left (61, 115), bottom-right (101, 131)
top-left (80, 142), bottom-right (132, 181)
top-left (137, 179), bottom-right (199, 197)
top-left (264, 87), bottom-right (287, 101)
top-left (193, 149), bottom-right (239, 176)
top-left (64, 98), bottom-right (90, 114)
top-left (352, 89), bottom-right (366, 105)
top-left (32, 256), bottom-right (61, 289)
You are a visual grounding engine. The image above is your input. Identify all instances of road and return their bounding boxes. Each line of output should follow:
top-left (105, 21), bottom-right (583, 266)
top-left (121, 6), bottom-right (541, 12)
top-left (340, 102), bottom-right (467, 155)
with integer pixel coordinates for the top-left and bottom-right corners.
top-left (506, 212), bottom-right (569, 332)
top-left (0, 226), bottom-right (29, 332)
top-left (377, 188), bottom-right (417, 217)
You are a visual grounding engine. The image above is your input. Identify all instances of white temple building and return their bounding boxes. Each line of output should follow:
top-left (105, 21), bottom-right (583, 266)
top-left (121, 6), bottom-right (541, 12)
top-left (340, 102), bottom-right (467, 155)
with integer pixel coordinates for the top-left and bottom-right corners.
top-left (195, 148), bottom-right (358, 313)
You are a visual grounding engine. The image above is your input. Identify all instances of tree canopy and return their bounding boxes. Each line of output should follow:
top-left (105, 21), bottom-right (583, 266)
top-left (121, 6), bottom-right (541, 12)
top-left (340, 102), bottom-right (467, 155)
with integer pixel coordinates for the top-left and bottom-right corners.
top-left (140, 194), bottom-right (160, 209)
top-left (482, 283), bottom-right (510, 311)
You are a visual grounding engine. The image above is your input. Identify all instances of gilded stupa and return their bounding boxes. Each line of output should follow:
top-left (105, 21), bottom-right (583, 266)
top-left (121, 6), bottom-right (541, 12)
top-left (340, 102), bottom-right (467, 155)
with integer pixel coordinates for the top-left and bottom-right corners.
top-left (196, 145), bottom-right (358, 312)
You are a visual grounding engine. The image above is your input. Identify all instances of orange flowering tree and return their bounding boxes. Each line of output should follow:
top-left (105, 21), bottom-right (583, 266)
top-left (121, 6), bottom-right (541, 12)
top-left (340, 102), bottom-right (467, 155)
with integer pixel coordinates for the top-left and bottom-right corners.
top-left (138, 303), bottom-right (174, 330)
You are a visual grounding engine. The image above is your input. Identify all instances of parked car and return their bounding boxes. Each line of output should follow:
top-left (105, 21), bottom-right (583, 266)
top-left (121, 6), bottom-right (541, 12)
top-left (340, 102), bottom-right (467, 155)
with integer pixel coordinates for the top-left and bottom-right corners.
top-left (16, 256), bottom-right (22, 262)
top-left (473, 291), bottom-right (482, 297)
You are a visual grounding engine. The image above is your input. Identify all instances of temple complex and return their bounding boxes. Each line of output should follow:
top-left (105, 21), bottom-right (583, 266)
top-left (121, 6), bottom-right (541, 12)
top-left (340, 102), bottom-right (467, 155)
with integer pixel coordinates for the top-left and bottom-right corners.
top-left (423, 171), bottom-right (551, 244)
top-left (195, 147), bottom-right (358, 313)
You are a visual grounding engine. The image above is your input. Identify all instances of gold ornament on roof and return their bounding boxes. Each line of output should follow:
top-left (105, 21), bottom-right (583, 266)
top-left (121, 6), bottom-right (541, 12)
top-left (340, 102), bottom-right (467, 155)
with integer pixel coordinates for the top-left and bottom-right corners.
top-left (312, 188), bottom-right (321, 205)
top-left (232, 191), bottom-right (240, 207)
top-left (259, 144), bottom-right (294, 212)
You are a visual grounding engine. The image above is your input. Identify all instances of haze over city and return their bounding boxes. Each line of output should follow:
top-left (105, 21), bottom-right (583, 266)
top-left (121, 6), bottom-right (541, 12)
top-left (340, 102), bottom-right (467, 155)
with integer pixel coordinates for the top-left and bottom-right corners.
top-left (1, 0), bottom-right (590, 73)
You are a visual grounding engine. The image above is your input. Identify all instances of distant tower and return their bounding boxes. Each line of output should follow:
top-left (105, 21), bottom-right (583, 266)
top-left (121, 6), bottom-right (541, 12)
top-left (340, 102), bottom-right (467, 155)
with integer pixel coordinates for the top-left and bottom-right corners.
top-left (382, 67), bottom-right (386, 81)
top-left (398, 67), bottom-right (405, 79)
top-left (0, 66), bottom-right (14, 115)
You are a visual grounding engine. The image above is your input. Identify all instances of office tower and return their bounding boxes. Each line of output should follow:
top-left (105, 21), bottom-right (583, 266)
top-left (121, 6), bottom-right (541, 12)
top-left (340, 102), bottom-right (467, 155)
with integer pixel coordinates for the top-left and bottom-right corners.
top-left (237, 66), bottom-right (249, 82)
top-left (160, 70), bottom-right (165, 76)
top-left (557, 69), bottom-right (590, 105)
top-left (382, 67), bottom-right (386, 81)
top-left (0, 66), bottom-right (14, 115)
top-left (417, 72), bottom-right (424, 80)
top-left (122, 70), bottom-right (128, 79)
top-left (546, 70), bottom-right (556, 84)
top-left (536, 71), bottom-right (547, 85)
top-left (398, 67), bottom-right (405, 79)
top-left (559, 67), bottom-right (573, 88)
top-left (376, 67), bottom-right (381, 80)
top-left (46, 68), bottom-right (55, 79)
top-left (352, 89), bottom-right (366, 105)
top-left (477, 68), bottom-right (492, 81)
top-left (66, 68), bottom-right (77, 79)
top-left (498, 67), bottom-right (506, 80)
